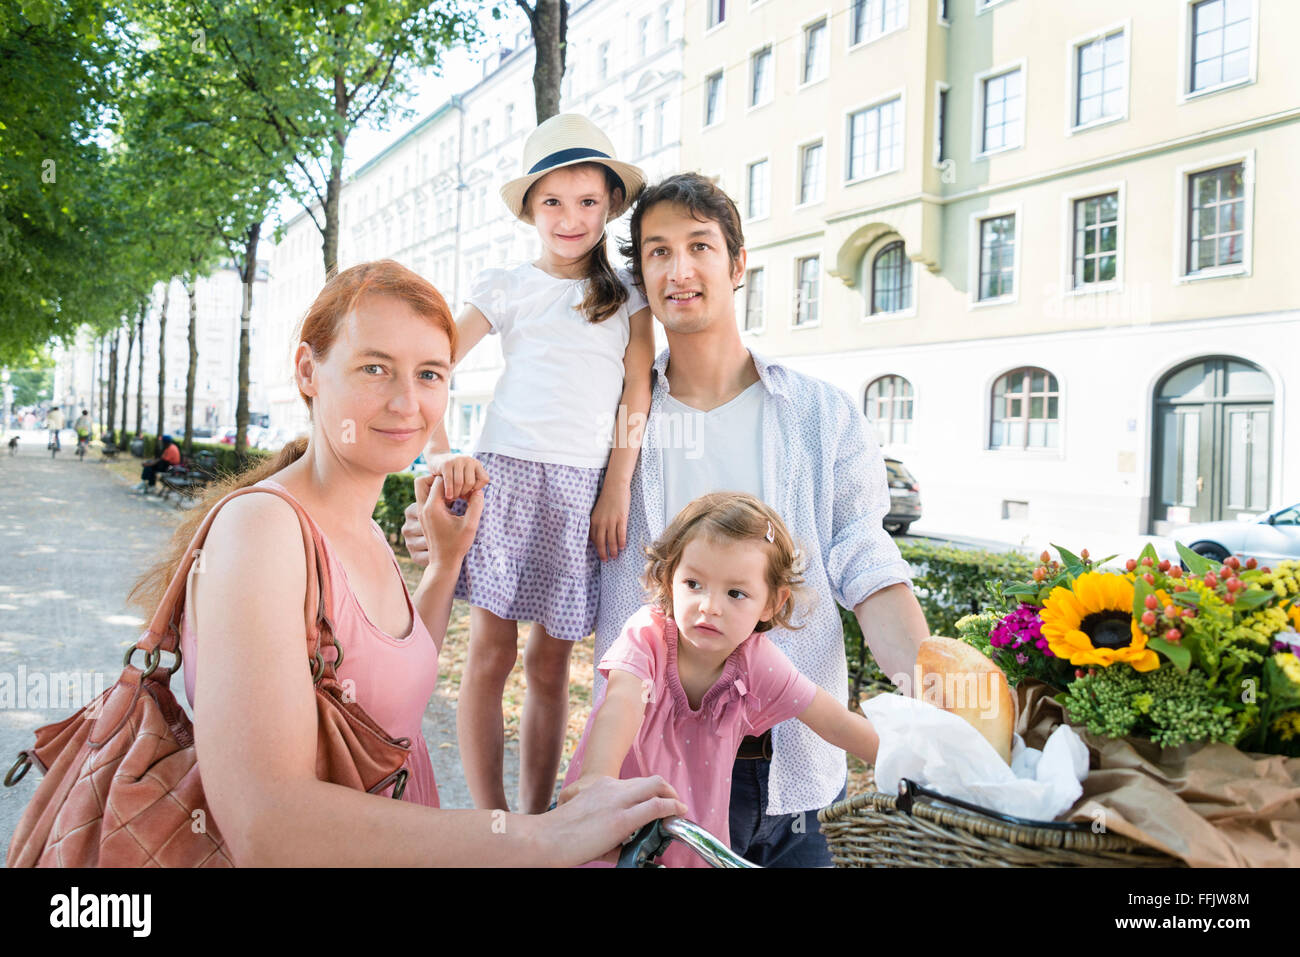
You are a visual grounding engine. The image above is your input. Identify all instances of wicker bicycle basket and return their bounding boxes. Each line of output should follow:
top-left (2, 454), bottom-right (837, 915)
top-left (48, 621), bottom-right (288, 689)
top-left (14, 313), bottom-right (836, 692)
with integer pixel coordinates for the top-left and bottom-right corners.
top-left (818, 780), bottom-right (1183, 868)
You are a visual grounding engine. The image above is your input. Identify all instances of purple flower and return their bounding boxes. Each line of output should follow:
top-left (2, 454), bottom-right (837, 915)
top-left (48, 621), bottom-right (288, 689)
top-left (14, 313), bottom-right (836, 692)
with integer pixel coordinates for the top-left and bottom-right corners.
top-left (1015, 653), bottom-right (1029, 665)
top-left (991, 604), bottom-right (1045, 654)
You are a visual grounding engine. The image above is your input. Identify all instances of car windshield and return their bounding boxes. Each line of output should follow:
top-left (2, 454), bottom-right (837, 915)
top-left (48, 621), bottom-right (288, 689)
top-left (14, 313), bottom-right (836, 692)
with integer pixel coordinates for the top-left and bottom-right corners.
top-left (885, 461), bottom-right (914, 488)
top-left (1271, 506), bottom-right (1300, 526)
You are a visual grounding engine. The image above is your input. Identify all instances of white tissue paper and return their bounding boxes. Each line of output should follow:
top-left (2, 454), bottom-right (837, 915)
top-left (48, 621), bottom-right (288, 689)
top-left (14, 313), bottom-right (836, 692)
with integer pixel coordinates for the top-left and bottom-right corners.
top-left (861, 693), bottom-right (1089, 822)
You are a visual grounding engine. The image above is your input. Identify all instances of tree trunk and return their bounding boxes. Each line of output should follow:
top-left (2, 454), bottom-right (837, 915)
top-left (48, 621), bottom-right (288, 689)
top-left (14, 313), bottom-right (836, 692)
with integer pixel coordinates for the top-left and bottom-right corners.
top-left (156, 281), bottom-right (169, 440)
top-left (135, 305), bottom-right (145, 437)
top-left (97, 335), bottom-right (107, 434)
top-left (106, 330), bottom-right (119, 445)
top-left (236, 221), bottom-right (261, 457)
top-left (320, 72), bottom-right (349, 278)
top-left (183, 273), bottom-right (199, 456)
top-left (120, 312), bottom-right (135, 446)
top-left (525, 0), bottom-right (568, 122)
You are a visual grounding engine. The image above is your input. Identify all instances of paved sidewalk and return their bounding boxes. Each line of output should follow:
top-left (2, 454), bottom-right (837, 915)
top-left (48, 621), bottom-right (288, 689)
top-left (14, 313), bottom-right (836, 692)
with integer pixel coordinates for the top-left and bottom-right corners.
top-left (0, 434), bottom-right (506, 860)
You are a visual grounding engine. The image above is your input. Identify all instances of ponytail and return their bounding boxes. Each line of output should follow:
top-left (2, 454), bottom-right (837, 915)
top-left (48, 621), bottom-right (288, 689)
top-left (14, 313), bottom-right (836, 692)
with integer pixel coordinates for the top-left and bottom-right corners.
top-left (126, 436), bottom-right (309, 615)
top-left (580, 234), bottom-right (629, 324)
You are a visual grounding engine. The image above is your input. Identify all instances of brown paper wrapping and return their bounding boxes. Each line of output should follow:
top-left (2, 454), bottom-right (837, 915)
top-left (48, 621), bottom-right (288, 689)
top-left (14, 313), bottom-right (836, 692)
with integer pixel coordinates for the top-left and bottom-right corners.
top-left (1017, 680), bottom-right (1300, 867)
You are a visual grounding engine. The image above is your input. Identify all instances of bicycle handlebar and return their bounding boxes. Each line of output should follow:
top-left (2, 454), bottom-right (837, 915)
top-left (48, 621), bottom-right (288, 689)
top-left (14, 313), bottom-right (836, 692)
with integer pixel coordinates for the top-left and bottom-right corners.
top-left (616, 816), bottom-right (760, 868)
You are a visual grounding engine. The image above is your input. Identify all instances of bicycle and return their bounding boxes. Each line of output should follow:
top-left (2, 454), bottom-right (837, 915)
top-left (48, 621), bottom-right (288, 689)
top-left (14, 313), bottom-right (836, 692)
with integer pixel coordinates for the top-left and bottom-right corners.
top-left (616, 816), bottom-right (760, 868)
top-left (48, 430), bottom-right (61, 458)
top-left (75, 432), bottom-right (90, 461)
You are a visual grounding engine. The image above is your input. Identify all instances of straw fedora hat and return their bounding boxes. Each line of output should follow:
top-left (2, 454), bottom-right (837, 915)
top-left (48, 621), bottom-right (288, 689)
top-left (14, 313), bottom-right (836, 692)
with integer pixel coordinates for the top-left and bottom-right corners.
top-left (500, 112), bottom-right (645, 225)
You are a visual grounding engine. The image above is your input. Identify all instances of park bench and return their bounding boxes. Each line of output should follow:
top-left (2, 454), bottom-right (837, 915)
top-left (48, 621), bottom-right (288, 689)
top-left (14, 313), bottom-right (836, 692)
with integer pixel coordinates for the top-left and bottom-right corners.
top-left (99, 441), bottom-right (120, 461)
top-left (157, 450), bottom-right (219, 505)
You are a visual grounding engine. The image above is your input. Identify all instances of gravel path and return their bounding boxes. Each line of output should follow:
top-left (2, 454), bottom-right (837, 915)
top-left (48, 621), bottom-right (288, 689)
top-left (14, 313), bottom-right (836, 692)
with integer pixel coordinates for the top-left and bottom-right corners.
top-left (0, 432), bottom-right (514, 862)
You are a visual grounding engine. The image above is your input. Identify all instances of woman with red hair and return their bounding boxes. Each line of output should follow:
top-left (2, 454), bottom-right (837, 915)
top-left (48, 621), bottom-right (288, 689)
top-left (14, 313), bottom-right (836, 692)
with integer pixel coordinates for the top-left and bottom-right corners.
top-left (131, 260), bottom-right (684, 865)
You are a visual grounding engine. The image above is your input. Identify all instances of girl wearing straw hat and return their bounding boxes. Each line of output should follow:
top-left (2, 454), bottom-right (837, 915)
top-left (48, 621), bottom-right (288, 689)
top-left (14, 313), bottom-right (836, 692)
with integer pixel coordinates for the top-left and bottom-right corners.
top-left (424, 112), bottom-right (654, 814)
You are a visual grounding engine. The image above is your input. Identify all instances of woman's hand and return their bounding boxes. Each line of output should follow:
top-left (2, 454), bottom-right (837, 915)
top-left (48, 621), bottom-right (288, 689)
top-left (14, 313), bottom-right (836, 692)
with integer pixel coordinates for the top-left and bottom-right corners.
top-left (414, 474), bottom-right (483, 572)
top-left (539, 775), bottom-right (686, 866)
top-left (589, 483), bottom-right (631, 561)
top-left (401, 501), bottom-right (428, 566)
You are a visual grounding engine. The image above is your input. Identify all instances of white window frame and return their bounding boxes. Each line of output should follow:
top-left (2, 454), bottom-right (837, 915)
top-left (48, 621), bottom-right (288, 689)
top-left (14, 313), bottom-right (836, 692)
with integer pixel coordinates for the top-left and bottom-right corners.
top-left (932, 81), bottom-right (950, 168)
top-left (702, 67), bottom-right (726, 129)
top-left (1059, 180), bottom-right (1126, 296)
top-left (634, 107), bottom-right (648, 158)
top-left (938, 0), bottom-right (950, 25)
top-left (705, 0), bottom-right (728, 35)
top-left (799, 12), bottom-right (831, 89)
top-left (862, 236), bottom-right (918, 322)
top-left (742, 265), bottom-right (766, 335)
top-left (1178, 0), bottom-right (1259, 103)
top-left (638, 15), bottom-right (651, 59)
top-left (1066, 20), bottom-right (1131, 136)
top-left (976, 0), bottom-right (1015, 13)
top-left (747, 43), bottom-right (775, 112)
top-left (794, 135), bottom-right (827, 209)
top-left (967, 202), bottom-right (1022, 309)
top-left (1172, 149), bottom-right (1254, 284)
top-left (792, 252), bottom-right (824, 330)
top-left (844, 88), bottom-right (906, 185)
top-left (972, 60), bottom-right (1026, 161)
top-left (985, 365), bottom-right (1066, 456)
top-left (744, 155), bottom-right (772, 223)
top-left (847, 0), bottom-right (909, 52)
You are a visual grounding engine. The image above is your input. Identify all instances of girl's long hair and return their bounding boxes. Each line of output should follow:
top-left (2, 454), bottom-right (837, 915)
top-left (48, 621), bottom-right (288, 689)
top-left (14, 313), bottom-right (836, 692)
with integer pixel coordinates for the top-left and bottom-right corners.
top-left (127, 259), bottom-right (456, 615)
top-left (526, 163), bottom-right (630, 324)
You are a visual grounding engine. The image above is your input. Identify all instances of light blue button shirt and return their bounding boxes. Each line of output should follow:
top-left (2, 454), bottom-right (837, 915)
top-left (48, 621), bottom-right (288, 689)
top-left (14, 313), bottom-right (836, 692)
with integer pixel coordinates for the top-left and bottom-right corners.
top-left (596, 347), bottom-right (914, 815)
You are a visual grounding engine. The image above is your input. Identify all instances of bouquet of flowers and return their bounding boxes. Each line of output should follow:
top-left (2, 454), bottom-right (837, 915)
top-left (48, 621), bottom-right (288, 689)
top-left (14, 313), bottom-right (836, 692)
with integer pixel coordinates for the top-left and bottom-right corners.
top-left (956, 543), bottom-right (1300, 757)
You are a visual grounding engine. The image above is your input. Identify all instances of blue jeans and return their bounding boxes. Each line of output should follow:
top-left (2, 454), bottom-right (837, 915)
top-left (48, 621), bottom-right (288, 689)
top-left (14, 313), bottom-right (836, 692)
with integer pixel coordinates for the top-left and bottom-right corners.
top-left (728, 756), bottom-right (847, 867)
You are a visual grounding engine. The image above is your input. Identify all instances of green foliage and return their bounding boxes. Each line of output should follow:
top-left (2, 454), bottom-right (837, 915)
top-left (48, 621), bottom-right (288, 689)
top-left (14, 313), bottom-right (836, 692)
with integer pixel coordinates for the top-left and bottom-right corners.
top-left (7, 365), bottom-right (54, 407)
top-left (185, 440), bottom-right (270, 476)
top-left (896, 541), bottom-right (1038, 637)
top-left (374, 472), bottom-right (417, 545)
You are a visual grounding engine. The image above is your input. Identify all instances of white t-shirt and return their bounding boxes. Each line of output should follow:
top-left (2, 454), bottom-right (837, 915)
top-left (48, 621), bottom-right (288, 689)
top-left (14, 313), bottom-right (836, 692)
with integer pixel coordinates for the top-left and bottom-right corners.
top-left (467, 263), bottom-right (648, 469)
top-left (659, 381), bottom-right (764, 526)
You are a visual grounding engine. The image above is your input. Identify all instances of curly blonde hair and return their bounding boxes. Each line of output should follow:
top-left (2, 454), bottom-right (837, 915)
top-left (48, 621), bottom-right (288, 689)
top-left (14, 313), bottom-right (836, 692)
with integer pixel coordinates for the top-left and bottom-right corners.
top-left (641, 492), bottom-right (806, 633)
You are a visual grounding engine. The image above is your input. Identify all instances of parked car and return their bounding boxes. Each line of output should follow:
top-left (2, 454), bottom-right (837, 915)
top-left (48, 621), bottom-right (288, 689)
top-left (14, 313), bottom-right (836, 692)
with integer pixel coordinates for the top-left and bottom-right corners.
top-left (1172, 503), bottom-right (1300, 565)
top-left (256, 427), bottom-right (302, 451)
top-left (883, 457), bottom-right (922, 536)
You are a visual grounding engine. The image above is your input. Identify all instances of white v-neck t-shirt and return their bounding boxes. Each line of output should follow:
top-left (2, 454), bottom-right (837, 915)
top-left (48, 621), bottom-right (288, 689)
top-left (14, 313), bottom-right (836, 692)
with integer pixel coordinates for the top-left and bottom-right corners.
top-left (660, 381), bottom-right (765, 526)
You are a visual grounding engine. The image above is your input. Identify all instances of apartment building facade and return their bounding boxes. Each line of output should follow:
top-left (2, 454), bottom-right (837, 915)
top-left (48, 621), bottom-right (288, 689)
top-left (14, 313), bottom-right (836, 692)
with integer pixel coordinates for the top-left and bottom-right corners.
top-left (683, 0), bottom-right (1300, 542)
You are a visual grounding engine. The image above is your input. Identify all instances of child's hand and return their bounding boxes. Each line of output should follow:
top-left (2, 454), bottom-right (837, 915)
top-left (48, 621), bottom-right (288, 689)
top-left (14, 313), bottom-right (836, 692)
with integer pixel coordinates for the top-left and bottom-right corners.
top-left (434, 454), bottom-right (489, 502)
top-left (590, 483), bottom-right (631, 561)
top-left (414, 474), bottom-right (483, 572)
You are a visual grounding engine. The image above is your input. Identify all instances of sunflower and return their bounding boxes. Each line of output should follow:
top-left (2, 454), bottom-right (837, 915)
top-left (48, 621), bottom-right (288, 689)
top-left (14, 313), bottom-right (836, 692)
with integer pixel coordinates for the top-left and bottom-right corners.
top-left (1040, 572), bottom-right (1160, 672)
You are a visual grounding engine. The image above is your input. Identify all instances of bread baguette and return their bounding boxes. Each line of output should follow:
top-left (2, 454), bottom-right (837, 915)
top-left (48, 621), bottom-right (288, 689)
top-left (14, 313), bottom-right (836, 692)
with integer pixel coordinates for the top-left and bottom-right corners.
top-left (915, 636), bottom-right (1016, 764)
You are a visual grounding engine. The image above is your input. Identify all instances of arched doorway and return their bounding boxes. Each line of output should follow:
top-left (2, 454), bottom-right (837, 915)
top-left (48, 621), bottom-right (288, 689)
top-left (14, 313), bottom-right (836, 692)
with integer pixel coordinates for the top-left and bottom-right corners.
top-left (1152, 356), bottom-right (1273, 527)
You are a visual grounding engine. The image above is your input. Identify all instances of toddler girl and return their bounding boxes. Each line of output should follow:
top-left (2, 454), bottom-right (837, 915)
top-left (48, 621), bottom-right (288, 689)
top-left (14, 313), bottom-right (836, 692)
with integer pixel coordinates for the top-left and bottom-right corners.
top-left (558, 492), bottom-right (881, 867)
top-left (426, 113), bottom-right (655, 814)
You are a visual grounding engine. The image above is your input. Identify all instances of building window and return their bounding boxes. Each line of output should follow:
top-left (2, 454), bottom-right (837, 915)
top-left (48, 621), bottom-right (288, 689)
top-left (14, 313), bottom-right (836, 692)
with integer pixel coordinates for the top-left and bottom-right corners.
top-left (991, 368), bottom-right (1060, 449)
top-left (504, 102), bottom-right (514, 136)
top-left (707, 0), bottom-right (726, 29)
top-left (865, 374), bottom-right (914, 445)
top-left (598, 41), bottom-right (609, 80)
top-left (661, 3), bottom-right (672, 46)
top-left (981, 67), bottom-right (1023, 153)
top-left (638, 16), bottom-right (650, 58)
top-left (871, 241), bottom-right (912, 313)
top-left (633, 109), bottom-right (647, 157)
top-left (1188, 163), bottom-right (1245, 272)
top-left (802, 18), bottom-right (828, 85)
top-left (744, 267), bottom-right (765, 331)
top-left (750, 45), bottom-right (773, 107)
top-left (978, 214), bottom-right (1016, 300)
top-left (654, 97), bottom-right (667, 148)
top-left (935, 87), bottom-right (948, 163)
top-left (704, 71), bottom-right (724, 126)
top-left (1072, 192), bottom-right (1119, 287)
top-left (798, 141), bottom-right (824, 206)
top-left (847, 97), bottom-right (902, 181)
top-left (1190, 0), bottom-right (1252, 93)
top-left (795, 256), bottom-right (820, 326)
top-left (1075, 29), bottom-right (1126, 127)
top-left (851, 0), bottom-right (905, 46)
top-left (746, 159), bottom-right (770, 219)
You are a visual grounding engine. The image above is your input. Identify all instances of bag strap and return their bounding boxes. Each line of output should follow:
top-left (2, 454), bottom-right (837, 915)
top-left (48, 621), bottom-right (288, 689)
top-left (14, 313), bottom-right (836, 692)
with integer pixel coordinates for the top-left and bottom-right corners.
top-left (133, 484), bottom-right (335, 673)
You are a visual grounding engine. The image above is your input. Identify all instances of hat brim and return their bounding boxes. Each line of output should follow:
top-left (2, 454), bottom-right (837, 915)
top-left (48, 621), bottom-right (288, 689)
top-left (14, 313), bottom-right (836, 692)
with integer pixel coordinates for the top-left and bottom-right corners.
top-left (500, 157), bottom-right (645, 225)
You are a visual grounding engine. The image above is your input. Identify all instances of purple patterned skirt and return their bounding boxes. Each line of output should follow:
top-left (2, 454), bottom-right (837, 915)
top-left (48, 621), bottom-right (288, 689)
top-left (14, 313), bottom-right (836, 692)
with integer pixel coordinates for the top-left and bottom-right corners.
top-left (453, 451), bottom-right (604, 641)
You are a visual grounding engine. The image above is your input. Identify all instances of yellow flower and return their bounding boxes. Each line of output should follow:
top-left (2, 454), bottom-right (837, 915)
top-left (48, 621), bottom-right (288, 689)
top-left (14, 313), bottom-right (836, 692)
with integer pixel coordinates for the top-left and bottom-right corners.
top-left (1286, 603), bottom-right (1300, 632)
top-left (1040, 571), bottom-right (1160, 672)
top-left (1272, 710), bottom-right (1300, 742)
top-left (1277, 652), bottom-right (1300, 686)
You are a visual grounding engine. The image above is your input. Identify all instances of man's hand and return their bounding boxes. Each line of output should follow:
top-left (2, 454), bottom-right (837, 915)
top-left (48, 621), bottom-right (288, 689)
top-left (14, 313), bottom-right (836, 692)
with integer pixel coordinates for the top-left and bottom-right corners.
top-left (589, 483), bottom-right (631, 561)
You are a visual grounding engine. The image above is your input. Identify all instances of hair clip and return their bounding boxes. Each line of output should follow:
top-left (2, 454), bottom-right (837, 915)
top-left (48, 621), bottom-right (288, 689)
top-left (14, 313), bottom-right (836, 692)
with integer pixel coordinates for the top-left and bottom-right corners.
top-left (765, 521), bottom-right (774, 543)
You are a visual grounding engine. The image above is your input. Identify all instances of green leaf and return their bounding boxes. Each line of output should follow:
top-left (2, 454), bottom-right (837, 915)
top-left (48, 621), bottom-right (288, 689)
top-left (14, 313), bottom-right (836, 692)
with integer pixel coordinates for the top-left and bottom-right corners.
top-left (1133, 576), bottom-right (1154, 620)
top-left (1138, 542), bottom-right (1161, 566)
top-left (1177, 541), bottom-right (1215, 576)
top-left (1004, 583), bottom-right (1040, 596)
top-left (1148, 636), bottom-right (1191, 672)
top-left (1051, 543), bottom-right (1082, 568)
top-left (1171, 589), bottom-right (1202, 606)
top-left (1232, 589), bottom-right (1273, 611)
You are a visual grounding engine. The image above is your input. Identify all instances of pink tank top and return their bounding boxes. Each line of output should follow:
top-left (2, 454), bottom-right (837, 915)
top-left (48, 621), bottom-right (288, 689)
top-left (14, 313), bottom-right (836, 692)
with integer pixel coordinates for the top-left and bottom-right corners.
top-left (180, 479), bottom-right (441, 807)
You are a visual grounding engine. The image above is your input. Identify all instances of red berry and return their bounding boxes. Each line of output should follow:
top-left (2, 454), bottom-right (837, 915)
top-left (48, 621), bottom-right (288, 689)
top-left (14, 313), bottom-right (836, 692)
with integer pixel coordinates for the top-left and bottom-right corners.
top-left (1143, 573), bottom-right (1156, 586)
top-left (1081, 549), bottom-right (1090, 560)
top-left (1145, 594), bottom-right (1159, 610)
top-left (1225, 556), bottom-right (1240, 570)
top-left (1170, 566), bottom-right (1183, 578)
top-left (1245, 557), bottom-right (1257, 570)
top-left (1183, 608), bottom-right (1196, 619)
top-left (1125, 559), bottom-right (1138, 572)
top-left (1141, 557), bottom-right (1154, 567)
top-left (1040, 550), bottom-right (1051, 563)
top-left (1142, 610), bottom-right (1157, 627)
top-left (1224, 592), bottom-right (1237, 605)
top-left (1165, 628), bottom-right (1182, 642)
top-left (1033, 567), bottom-right (1046, 581)
top-left (1165, 605), bottom-right (1181, 618)
top-left (1174, 583), bottom-right (1188, 592)
top-left (1204, 573), bottom-right (1217, 588)
top-left (1260, 566), bottom-right (1271, 575)
top-left (1075, 668), bottom-right (1086, 679)
top-left (1159, 559), bottom-right (1171, 572)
